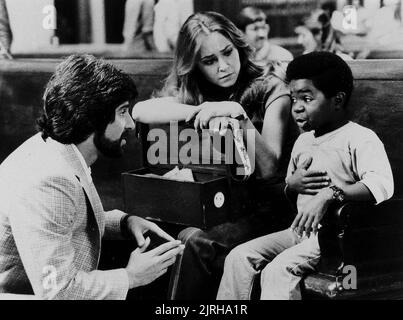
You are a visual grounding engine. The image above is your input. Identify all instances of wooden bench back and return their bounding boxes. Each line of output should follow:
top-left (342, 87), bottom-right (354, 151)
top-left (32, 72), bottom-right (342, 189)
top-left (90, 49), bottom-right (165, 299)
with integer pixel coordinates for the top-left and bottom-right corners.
top-left (347, 60), bottom-right (403, 198)
top-left (1, 58), bottom-right (403, 210)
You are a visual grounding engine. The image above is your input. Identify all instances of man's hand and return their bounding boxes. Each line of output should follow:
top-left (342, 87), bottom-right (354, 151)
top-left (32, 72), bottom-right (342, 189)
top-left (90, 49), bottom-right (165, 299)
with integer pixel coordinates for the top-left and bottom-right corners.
top-left (126, 216), bottom-right (175, 248)
top-left (286, 156), bottom-right (331, 195)
top-left (125, 238), bottom-right (185, 289)
top-left (291, 187), bottom-right (334, 238)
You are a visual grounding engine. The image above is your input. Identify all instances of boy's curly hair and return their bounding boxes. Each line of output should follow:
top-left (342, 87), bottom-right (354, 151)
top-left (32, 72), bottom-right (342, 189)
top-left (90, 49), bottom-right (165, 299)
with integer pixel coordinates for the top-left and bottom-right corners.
top-left (286, 51), bottom-right (354, 107)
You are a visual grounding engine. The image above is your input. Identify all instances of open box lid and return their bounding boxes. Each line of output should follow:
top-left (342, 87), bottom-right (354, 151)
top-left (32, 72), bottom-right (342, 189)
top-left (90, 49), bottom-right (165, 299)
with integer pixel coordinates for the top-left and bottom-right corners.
top-left (137, 121), bottom-right (246, 177)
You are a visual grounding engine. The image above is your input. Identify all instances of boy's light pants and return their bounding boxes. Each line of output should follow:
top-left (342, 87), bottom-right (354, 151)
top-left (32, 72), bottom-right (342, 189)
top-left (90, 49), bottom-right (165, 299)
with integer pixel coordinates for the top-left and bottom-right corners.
top-left (217, 228), bottom-right (321, 300)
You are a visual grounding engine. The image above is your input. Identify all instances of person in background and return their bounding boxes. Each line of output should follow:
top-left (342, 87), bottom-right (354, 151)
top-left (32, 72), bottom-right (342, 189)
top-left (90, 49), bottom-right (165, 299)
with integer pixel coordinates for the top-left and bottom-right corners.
top-left (321, 0), bottom-right (337, 19)
top-left (0, 55), bottom-right (184, 299)
top-left (351, 0), bottom-right (403, 59)
top-left (366, 0), bottom-right (402, 46)
top-left (0, 0), bottom-right (12, 59)
top-left (331, 0), bottom-right (372, 36)
top-left (234, 6), bottom-right (293, 66)
top-left (294, 9), bottom-right (353, 60)
top-left (122, 0), bottom-right (156, 53)
top-left (153, 0), bottom-right (193, 53)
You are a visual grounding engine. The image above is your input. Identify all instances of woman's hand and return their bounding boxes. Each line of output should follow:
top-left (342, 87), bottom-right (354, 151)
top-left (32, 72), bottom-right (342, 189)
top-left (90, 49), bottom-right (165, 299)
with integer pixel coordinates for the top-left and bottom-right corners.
top-left (207, 117), bottom-right (232, 136)
top-left (191, 101), bottom-right (244, 130)
top-left (286, 157), bottom-right (331, 195)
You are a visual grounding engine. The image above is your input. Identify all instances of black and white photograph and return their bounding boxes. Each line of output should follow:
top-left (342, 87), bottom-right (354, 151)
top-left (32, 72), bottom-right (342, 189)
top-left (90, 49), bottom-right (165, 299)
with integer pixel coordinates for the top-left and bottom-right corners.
top-left (1, 0), bottom-right (403, 309)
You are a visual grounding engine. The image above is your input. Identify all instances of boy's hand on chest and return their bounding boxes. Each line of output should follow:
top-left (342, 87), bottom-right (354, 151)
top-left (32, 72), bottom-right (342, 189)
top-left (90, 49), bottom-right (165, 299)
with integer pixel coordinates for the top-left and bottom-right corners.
top-left (287, 156), bottom-right (331, 195)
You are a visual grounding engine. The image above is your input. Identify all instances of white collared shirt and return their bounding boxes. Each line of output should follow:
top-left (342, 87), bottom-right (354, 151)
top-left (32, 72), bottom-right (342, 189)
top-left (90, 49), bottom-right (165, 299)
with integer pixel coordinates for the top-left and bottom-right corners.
top-left (71, 144), bottom-right (92, 184)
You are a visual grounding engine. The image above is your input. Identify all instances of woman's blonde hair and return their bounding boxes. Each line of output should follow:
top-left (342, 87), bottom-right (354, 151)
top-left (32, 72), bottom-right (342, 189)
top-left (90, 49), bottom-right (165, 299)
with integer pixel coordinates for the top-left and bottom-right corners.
top-left (157, 11), bottom-right (264, 105)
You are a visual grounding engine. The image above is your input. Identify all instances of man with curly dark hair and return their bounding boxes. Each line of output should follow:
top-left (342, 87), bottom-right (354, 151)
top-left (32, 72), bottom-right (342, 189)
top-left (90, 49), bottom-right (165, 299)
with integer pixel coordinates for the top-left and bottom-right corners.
top-left (0, 55), bottom-right (184, 299)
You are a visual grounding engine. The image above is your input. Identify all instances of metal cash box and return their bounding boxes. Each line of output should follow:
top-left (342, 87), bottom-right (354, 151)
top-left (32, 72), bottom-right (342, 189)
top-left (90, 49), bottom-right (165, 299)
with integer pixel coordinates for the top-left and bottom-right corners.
top-left (122, 123), bottom-right (249, 229)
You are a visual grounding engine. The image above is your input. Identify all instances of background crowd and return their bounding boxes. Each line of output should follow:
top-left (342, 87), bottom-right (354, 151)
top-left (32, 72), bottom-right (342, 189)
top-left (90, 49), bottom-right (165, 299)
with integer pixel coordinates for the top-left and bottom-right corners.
top-left (1, 0), bottom-right (403, 60)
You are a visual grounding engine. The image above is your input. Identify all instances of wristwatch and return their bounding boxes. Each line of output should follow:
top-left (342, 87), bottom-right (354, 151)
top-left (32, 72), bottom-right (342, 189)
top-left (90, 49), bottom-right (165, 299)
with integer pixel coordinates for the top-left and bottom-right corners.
top-left (329, 185), bottom-right (345, 202)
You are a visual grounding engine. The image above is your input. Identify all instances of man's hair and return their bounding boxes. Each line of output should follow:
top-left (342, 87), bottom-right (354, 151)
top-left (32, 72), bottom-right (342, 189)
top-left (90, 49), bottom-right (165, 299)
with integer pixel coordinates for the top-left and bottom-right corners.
top-left (235, 6), bottom-right (267, 31)
top-left (37, 54), bottom-right (137, 144)
top-left (286, 51), bottom-right (354, 106)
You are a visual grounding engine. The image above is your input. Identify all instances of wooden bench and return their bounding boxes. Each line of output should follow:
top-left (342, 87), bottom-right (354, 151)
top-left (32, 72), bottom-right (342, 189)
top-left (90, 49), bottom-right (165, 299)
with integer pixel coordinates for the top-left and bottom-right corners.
top-left (12, 44), bottom-right (173, 60)
top-left (1, 58), bottom-right (403, 299)
top-left (272, 36), bottom-right (403, 60)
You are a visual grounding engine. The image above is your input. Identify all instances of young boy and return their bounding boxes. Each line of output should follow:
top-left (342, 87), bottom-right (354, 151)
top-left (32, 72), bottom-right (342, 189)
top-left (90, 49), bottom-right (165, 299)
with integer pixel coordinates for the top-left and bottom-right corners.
top-left (216, 52), bottom-right (394, 300)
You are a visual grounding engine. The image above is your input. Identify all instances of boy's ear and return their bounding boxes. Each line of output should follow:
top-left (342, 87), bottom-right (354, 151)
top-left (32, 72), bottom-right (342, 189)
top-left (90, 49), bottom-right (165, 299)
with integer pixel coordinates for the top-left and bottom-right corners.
top-left (334, 92), bottom-right (346, 109)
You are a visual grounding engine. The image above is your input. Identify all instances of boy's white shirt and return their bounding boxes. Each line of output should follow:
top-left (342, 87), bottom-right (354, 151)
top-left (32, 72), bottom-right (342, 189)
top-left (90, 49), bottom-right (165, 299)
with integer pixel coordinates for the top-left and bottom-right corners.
top-left (287, 121), bottom-right (394, 212)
